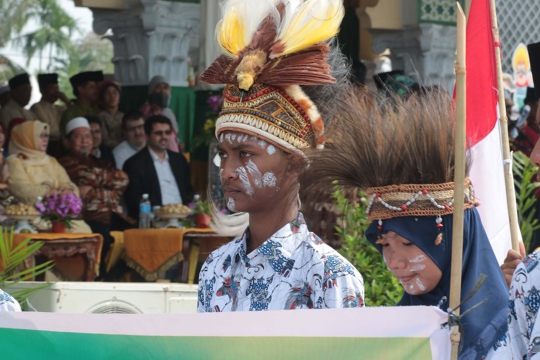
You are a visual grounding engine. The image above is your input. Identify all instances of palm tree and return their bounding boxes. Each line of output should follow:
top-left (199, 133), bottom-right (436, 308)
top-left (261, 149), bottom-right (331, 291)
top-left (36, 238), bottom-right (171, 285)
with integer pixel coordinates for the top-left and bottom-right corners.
top-left (0, 0), bottom-right (38, 47)
top-left (13, 0), bottom-right (79, 70)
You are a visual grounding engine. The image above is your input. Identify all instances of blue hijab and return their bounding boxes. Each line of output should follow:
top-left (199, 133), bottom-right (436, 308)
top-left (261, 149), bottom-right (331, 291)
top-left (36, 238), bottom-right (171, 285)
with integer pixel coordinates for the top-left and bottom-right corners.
top-left (365, 207), bottom-right (507, 360)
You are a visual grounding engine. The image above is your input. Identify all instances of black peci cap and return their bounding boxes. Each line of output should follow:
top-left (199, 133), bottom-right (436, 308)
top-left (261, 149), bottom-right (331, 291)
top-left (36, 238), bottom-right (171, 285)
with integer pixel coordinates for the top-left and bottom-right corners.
top-left (527, 42), bottom-right (540, 99)
top-left (8, 73), bottom-right (30, 90)
top-left (37, 73), bottom-right (58, 86)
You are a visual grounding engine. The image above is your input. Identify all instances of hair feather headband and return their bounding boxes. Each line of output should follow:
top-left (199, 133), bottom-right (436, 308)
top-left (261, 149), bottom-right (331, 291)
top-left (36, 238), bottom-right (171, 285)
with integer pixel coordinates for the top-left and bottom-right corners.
top-left (199, 0), bottom-right (345, 151)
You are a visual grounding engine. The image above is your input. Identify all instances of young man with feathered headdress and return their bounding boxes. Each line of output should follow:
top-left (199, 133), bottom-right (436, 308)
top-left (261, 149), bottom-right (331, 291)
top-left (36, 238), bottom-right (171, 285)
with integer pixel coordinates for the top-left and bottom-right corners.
top-left (196, 0), bottom-right (364, 312)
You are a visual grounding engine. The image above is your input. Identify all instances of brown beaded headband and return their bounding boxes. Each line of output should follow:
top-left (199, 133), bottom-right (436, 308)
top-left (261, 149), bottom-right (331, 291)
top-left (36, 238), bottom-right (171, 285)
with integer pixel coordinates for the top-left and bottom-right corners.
top-left (366, 178), bottom-right (477, 221)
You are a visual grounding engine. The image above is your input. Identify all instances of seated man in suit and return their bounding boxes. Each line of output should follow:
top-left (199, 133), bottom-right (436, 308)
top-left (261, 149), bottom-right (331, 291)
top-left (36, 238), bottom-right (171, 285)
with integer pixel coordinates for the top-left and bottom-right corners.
top-left (123, 115), bottom-right (194, 221)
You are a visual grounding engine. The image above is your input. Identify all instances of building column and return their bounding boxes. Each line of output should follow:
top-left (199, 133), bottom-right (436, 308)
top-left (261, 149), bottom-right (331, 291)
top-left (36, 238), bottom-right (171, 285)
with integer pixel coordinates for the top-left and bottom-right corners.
top-left (91, 0), bottom-right (200, 87)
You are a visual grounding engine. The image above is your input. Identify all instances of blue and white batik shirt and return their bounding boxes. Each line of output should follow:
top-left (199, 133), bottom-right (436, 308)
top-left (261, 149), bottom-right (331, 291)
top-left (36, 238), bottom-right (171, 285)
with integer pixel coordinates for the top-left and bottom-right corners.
top-left (508, 250), bottom-right (540, 359)
top-left (198, 213), bottom-right (364, 312)
top-left (0, 288), bottom-right (21, 312)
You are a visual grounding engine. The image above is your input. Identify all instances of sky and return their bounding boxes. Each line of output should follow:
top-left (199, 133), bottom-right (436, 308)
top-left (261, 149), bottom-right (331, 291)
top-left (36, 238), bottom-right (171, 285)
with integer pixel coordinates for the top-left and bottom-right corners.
top-left (0, 0), bottom-right (93, 105)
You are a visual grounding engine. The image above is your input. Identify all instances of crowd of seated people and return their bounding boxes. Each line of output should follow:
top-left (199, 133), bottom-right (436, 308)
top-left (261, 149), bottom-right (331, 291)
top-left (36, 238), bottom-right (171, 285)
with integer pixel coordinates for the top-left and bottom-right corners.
top-left (0, 71), bottom-right (194, 280)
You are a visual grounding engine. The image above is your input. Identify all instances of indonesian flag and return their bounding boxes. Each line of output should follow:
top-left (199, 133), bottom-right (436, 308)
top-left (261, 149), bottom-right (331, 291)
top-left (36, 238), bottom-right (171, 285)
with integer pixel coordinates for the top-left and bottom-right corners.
top-left (462, 0), bottom-right (512, 263)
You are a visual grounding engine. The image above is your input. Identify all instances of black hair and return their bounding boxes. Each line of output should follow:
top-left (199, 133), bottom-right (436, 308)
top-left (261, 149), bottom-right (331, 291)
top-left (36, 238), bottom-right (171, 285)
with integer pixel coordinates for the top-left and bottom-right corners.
top-left (144, 115), bottom-right (172, 135)
top-left (86, 115), bottom-right (102, 128)
top-left (122, 110), bottom-right (144, 129)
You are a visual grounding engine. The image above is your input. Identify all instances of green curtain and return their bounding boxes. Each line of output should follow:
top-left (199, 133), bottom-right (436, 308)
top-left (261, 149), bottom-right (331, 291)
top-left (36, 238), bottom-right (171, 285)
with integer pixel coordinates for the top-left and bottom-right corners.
top-left (119, 85), bottom-right (196, 151)
top-left (169, 87), bottom-right (196, 151)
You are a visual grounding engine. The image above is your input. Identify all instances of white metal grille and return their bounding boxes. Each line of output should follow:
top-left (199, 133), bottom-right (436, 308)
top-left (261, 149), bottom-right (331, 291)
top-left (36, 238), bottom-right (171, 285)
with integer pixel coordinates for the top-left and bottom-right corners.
top-left (496, 0), bottom-right (540, 74)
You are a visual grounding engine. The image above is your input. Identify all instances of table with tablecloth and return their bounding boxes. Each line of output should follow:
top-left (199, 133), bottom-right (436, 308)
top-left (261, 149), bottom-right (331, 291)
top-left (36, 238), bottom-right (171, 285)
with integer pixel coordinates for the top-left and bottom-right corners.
top-left (12, 233), bottom-right (103, 281)
top-left (111, 228), bottom-right (230, 283)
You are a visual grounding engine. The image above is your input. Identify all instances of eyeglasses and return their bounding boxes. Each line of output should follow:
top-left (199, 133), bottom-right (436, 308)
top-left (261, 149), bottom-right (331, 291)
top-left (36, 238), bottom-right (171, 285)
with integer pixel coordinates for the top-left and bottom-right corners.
top-left (152, 130), bottom-right (172, 136)
top-left (39, 133), bottom-right (49, 139)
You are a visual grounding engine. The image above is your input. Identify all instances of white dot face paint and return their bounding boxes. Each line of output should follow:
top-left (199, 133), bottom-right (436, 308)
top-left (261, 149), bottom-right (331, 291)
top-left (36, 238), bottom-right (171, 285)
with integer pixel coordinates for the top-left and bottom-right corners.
top-left (213, 153), bottom-right (221, 167)
top-left (236, 166), bottom-right (254, 197)
top-left (245, 160), bottom-right (262, 188)
top-left (410, 264), bottom-right (426, 272)
top-left (410, 255), bottom-right (427, 263)
top-left (415, 277), bottom-right (426, 291)
top-left (266, 145), bottom-right (276, 155)
top-left (408, 284), bottom-right (417, 295)
top-left (227, 197), bottom-right (236, 212)
top-left (262, 172), bottom-right (277, 188)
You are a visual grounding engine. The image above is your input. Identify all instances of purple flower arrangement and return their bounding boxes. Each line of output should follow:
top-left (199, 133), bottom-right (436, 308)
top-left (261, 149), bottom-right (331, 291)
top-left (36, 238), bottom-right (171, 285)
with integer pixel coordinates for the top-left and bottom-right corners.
top-left (206, 94), bottom-right (224, 113)
top-left (36, 192), bottom-right (83, 228)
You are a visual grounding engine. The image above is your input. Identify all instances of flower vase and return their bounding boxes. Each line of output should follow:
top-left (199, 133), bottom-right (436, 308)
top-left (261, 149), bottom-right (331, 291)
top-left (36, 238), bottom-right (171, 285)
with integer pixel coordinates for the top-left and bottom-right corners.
top-left (195, 214), bottom-right (212, 229)
top-left (51, 221), bottom-right (67, 233)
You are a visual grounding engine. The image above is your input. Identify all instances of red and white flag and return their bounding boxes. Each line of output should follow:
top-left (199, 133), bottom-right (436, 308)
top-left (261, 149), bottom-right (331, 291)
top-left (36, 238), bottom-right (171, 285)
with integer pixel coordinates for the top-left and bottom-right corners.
top-left (462, 0), bottom-right (512, 263)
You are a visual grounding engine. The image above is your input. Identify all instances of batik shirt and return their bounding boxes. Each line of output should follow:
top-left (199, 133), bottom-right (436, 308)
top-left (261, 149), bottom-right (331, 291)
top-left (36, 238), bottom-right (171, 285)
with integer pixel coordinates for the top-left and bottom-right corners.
top-left (508, 250), bottom-right (540, 359)
top-left (198, 213), bottom-right (364, 312)
top-left (58, 153), bottom-right (129, 225)
top-left (0, 289), bottom-right (21, 312)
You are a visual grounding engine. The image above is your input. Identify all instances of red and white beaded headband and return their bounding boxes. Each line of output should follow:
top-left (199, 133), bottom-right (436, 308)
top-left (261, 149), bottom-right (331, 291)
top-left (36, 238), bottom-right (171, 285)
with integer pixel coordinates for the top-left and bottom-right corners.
top-left (366, 178), bottom-right (477, 221)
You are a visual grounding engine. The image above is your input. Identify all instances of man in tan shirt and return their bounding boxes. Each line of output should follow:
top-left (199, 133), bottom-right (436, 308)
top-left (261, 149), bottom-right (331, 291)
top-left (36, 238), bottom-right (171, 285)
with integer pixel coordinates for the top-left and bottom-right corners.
top-left (31, 73), bottom-right (70, 157)
top-left (0, 73), bottom-right (36, 130)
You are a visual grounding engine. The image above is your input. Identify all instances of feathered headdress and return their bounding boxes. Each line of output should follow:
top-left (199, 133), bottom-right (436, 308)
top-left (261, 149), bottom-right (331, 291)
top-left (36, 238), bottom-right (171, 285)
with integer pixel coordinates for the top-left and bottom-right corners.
top-left (199, 0), bottom-right (345, 152)
top-left (304, 87), bottom-right (475, 222)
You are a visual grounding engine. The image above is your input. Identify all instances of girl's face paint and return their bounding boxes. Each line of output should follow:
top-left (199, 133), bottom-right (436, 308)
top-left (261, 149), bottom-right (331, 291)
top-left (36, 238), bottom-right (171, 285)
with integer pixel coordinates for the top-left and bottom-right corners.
top-left (380, 231), bottom-right (442, 296)
top-left (218, 131), bottom-right (292, 214)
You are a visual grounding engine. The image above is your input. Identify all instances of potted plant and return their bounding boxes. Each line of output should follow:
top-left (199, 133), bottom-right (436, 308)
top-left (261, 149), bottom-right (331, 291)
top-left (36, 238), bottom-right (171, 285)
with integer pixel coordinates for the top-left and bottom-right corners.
top-left (190, 199), bottom-right (213, 228)
top-left (36, 191), bottom-right (83, 233)
top-left (0, 228), bottom-right (54, 308)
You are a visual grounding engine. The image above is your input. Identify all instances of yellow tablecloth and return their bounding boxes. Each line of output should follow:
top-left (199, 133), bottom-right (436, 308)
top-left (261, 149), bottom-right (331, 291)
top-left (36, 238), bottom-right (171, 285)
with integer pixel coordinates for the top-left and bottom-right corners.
top-left (122, 228), bottom-right (214, 282)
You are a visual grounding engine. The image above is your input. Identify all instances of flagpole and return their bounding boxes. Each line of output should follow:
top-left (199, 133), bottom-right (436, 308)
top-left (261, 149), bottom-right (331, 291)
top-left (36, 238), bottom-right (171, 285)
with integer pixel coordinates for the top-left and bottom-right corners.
top-left (450, 3), bottom-right (467, 359)
top-left (490, 0), bottom-right (521, 252)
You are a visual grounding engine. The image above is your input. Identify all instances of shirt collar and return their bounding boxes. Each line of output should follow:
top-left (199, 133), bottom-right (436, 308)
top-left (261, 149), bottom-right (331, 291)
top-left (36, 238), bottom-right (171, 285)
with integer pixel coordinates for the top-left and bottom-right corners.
top-left (148, 147), bottom-right (169, 162)
top-left (234, 213), bottom-right (308, 273)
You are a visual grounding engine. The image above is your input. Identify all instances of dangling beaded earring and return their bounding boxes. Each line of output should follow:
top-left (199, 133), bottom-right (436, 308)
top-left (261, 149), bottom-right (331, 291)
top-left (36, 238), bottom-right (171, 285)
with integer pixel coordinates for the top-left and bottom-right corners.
top-left (435, 216), bottom-right (443, 245)
top-left (375, 219), bottom-right (384, 244)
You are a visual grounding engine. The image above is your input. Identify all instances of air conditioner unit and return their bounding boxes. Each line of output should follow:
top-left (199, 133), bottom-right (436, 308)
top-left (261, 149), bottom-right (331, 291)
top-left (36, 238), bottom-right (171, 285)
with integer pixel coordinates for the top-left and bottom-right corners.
top-left (6, 282), bottom-right (198, 314)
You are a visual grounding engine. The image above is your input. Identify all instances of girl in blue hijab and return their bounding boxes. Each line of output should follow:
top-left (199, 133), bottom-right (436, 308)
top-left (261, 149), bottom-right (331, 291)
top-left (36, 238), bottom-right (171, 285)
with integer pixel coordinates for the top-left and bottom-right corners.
top-left (305, 87), bottom-right (509, 359)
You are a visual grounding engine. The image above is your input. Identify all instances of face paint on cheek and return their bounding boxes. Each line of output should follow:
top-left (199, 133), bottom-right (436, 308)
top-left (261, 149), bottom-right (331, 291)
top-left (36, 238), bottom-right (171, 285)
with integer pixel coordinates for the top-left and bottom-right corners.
top-left (245, 160), bottom-right (262, 188)
top-left (410, 264), bottom-right (426, 272)
top-left (227, 197), bottom-right (236, 211)
top-left (267, 145), bottom-right (276, 155)
top-left (262, 172), bottom-right (277, 188)
top-left (415, 277), bottom-right (426, 291)
top-left (236, 166), bottom-right (254, 196)
top-left (410, 255), bottom-right (427, 263)
top-left (408, 284), bottom-right (417, 294)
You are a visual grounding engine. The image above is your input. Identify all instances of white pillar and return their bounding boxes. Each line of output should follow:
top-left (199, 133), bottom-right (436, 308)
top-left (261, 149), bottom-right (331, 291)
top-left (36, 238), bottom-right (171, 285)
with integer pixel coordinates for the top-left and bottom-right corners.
top-left (92, 0), bottom-right (200, 87)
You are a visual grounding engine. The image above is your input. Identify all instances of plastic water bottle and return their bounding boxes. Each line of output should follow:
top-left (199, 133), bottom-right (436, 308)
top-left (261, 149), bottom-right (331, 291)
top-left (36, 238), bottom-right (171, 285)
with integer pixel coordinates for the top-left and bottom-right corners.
top-left (139, 194), bottom-right (151, 229)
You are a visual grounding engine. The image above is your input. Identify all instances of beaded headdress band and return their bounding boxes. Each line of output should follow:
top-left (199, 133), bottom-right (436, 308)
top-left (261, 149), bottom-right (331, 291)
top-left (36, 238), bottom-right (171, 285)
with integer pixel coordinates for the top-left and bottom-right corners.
top-left (368, 179), bottom-right (477, 245)
top-left (198, 0), bottom-right (344, 152)
top-left (366, 178), bottom-right (477, 221)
